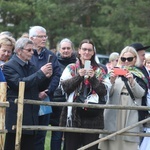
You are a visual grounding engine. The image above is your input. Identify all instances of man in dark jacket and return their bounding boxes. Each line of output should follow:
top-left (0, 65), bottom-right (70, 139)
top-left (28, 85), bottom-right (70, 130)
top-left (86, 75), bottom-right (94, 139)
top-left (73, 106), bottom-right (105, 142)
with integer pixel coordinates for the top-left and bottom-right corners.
top-left (3, 38), bottom-right (52, 150)
top-left (130, 43), bottom-right (150, 120)
top-left (29, 26), bottom-right (61, 150)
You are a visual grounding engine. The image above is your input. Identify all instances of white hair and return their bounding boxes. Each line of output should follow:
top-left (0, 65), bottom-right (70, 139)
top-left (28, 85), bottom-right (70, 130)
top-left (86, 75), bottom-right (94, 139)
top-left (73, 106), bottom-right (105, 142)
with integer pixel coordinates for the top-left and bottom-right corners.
top-left (29, 26), bottom-right (46, 38)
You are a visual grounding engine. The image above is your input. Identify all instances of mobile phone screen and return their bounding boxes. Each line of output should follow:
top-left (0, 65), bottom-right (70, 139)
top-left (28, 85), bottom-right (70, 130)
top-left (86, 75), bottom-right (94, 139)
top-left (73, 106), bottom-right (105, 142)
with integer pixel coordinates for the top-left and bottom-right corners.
top-left (47, 55), bottom-right (53, 63)
top-left (84, 60), bottom-right (91, 70)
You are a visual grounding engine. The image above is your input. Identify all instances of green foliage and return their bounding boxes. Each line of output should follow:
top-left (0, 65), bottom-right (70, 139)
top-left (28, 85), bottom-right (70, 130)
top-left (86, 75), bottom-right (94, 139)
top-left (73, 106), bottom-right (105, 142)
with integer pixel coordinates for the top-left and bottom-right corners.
top-left (0, 0), bottom-right (150, 54)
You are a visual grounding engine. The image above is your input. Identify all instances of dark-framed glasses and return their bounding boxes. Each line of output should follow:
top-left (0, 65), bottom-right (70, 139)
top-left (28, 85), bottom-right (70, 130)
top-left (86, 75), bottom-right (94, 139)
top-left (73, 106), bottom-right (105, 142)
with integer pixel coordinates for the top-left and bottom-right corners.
top-left (23, 48), bottom-right (33, 52)
top-left (121, 57), bottom-right (135, 62)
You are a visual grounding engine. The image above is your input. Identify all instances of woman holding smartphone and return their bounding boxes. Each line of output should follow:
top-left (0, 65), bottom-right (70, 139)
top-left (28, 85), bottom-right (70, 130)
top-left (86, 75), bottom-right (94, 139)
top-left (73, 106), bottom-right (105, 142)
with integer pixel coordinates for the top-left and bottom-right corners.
top-left (99, 46), bottom-right (148, 150)
top-left (59, 39), bottom-right (108, 150)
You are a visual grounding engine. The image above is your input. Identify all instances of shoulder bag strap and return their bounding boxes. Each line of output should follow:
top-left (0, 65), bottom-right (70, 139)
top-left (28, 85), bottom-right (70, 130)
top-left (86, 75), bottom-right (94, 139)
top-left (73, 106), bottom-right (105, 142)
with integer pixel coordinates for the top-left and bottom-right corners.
top-left (121, 76), bottom-right (136, 103)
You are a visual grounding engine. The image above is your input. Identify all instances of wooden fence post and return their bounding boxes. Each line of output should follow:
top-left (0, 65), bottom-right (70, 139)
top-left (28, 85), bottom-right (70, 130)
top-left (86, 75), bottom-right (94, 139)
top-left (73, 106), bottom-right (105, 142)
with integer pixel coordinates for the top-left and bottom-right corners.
top-left (15, 82), bottom-right (25, 150)
top-left (0, 82), bottom-right (7, 150)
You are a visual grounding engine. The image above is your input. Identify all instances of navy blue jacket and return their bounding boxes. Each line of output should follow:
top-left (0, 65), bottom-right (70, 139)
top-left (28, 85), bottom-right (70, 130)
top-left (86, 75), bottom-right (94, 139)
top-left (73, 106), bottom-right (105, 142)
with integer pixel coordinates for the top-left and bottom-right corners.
top-left (31, 48), bottom-right (61, 98)
top-left (0, 68), bottom-right (5, 81)
top-left (3, 54), bottom-right (50, 134)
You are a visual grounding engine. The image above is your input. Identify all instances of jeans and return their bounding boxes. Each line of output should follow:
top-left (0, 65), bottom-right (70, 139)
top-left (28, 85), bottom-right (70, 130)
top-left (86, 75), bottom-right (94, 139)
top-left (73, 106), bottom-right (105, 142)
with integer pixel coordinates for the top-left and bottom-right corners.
top-left (51, 131), bottom-right (63, 150)
top-left (34, 114), bottom-right (50, 150)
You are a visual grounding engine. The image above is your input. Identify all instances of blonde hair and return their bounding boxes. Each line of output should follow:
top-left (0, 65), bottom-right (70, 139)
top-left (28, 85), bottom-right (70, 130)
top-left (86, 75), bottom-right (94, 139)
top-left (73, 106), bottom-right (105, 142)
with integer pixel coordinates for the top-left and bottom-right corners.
top-left (117, 46), bottom-right (141, 67)
top-left (0, 35), bottom-right (15, 49)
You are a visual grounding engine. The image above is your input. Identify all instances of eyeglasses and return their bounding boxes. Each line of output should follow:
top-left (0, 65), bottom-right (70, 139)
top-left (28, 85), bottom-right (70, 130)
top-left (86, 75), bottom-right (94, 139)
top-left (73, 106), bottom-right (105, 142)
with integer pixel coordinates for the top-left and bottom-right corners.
top-left (61, 47), bottom-right (71, 50)
top-left (34, 35), bottom-right (48, 39)
top-left (121, 57), bottom-right (135, 62)
top-left (23, 48), bottom-right (33, 52)
top-left (81, 48), bottom-right (93, 52)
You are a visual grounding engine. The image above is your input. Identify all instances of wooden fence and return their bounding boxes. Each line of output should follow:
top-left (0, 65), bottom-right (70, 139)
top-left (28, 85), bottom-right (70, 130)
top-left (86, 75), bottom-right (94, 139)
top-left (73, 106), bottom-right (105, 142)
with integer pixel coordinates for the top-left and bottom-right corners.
top-left (2, 81), bottom-right (150, 150)
top-left (0, 82), bottom-right (9, 150)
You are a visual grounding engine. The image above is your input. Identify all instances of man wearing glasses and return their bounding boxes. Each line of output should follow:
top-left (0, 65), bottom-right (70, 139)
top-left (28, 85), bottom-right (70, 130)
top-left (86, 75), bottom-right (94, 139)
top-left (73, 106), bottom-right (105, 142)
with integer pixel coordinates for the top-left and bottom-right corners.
top-left (3, 38), bottom-right (52, 150)
top-left (29, 26), bottom-right (61, 150)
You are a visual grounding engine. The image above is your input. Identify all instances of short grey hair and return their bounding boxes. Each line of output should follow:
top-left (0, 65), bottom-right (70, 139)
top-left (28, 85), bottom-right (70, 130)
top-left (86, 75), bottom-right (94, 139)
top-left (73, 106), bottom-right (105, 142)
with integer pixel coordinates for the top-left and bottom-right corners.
top-left (29, 26), bottom-right (46, 38)
top-left (14, 38), bottom-right (33, 53)
top-left (0, 31), bottom-right (13, 37)
top-left (109, 52), bottom-right (119, 62)
top-left (58, 38), bottom-right (74, 50)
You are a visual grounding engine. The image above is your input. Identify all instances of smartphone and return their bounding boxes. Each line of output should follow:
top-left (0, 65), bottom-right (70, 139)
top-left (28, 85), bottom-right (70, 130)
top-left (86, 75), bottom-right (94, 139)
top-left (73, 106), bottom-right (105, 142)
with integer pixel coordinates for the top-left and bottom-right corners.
top-left (47, 55), bottom-right (53, 63)
top-left (84, 60), bottom-right (91, 70)
top-left (113, 67), bottom-right (128, 76)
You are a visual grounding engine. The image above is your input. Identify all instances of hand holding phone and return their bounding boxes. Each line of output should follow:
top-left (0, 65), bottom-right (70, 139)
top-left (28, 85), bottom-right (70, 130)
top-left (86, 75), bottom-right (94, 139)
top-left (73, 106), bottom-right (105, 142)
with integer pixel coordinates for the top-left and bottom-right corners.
top-left (47, 55), bottom-right (53, 63)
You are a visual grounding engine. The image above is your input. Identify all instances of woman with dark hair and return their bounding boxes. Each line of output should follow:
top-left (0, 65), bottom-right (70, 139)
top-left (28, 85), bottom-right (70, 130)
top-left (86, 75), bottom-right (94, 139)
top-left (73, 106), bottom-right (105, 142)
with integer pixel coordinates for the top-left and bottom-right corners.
top-left (59, 39), bottom-right (108, 150)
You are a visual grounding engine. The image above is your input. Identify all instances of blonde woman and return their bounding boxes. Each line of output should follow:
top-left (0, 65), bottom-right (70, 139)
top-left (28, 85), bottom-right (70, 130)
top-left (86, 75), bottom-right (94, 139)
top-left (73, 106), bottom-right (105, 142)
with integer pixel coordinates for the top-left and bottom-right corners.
top-left (99, 46), bottom-right (147, 150)
top-left (0, 35), bottom-right (15, 66)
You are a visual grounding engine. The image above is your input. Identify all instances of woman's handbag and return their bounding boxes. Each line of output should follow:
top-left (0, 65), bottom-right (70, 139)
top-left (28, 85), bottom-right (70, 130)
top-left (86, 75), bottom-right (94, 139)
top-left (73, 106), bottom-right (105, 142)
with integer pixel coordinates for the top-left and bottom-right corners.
top-left (75, 93), bottom-right (105, 117)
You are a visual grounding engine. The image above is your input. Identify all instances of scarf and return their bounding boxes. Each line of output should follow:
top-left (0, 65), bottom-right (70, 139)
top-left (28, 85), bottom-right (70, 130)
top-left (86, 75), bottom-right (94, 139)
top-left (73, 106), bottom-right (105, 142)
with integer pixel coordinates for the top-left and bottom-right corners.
top-left (123, 66), bottom-right (148, 84)
top-left (61, 59), bottom-right (111, 126)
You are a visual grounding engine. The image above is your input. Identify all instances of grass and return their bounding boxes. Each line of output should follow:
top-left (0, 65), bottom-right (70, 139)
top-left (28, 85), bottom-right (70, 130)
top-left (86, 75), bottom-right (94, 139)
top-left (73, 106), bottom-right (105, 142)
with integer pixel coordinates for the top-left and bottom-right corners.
top-left (45, 131), bottom-right (51, 150)
top-left (45, 131), bottom-right (64, 150)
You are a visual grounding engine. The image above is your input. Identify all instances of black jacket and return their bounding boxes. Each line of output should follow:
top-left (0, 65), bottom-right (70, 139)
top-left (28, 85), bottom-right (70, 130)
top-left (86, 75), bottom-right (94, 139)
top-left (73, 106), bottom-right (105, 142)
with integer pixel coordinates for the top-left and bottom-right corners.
top-left (50, 52), bottom-right (76, 125)
top-left (3, 54), bottom-right (50, 134)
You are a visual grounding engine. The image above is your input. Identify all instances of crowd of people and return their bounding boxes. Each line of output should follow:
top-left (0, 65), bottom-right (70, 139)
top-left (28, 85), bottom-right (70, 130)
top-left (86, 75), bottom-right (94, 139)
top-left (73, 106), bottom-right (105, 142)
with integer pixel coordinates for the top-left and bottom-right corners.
top-left (0, 26), bottom-right (150, 150)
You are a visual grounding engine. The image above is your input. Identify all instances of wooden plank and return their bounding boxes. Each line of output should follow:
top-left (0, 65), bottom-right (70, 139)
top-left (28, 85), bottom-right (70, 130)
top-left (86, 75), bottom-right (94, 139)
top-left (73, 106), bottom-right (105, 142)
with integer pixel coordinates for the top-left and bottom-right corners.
top-left (20, 100), bottom-right (150, 111)
top-left (15, 82), bottom-right (25, 150)
top-left (78, 117), bottom-right (150, 150)
top-left (12, 125), bottom-right (150, 137)
top-left (0, 82), bottom-right (7, 150)
top-left (0, 102), bottom-right (9, 107)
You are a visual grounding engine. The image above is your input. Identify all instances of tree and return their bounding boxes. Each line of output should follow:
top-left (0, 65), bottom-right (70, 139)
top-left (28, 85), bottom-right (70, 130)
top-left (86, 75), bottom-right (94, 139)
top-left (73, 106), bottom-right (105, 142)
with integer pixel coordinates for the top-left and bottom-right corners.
top-left (0, 0), bottom-right (150, 54)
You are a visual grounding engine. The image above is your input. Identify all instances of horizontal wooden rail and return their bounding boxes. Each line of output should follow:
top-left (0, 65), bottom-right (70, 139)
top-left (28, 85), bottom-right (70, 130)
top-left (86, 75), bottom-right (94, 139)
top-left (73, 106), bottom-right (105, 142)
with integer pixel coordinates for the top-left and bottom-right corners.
top-left (12, 125), bottom-right (150, 137)
top-left (0, 129), bottom-right (7, 134)
top-left (78, 117), bottom-right (150, 150)
top-left (14, 99), bottom-right (150, 111)
top-left (0, 102), bottom-right (9, 107)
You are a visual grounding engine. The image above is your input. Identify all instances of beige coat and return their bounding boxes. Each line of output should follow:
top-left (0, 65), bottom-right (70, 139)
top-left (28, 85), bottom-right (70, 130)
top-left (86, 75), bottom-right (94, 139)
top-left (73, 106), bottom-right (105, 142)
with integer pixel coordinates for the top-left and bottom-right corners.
top-left (101, 77), bottom-right (145, 143)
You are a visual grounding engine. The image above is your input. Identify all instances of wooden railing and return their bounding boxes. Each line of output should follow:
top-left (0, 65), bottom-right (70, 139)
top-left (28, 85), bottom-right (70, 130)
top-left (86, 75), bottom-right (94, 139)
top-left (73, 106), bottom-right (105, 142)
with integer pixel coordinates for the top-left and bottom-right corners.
top-left (2, 81), bottom-right (150, 150)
